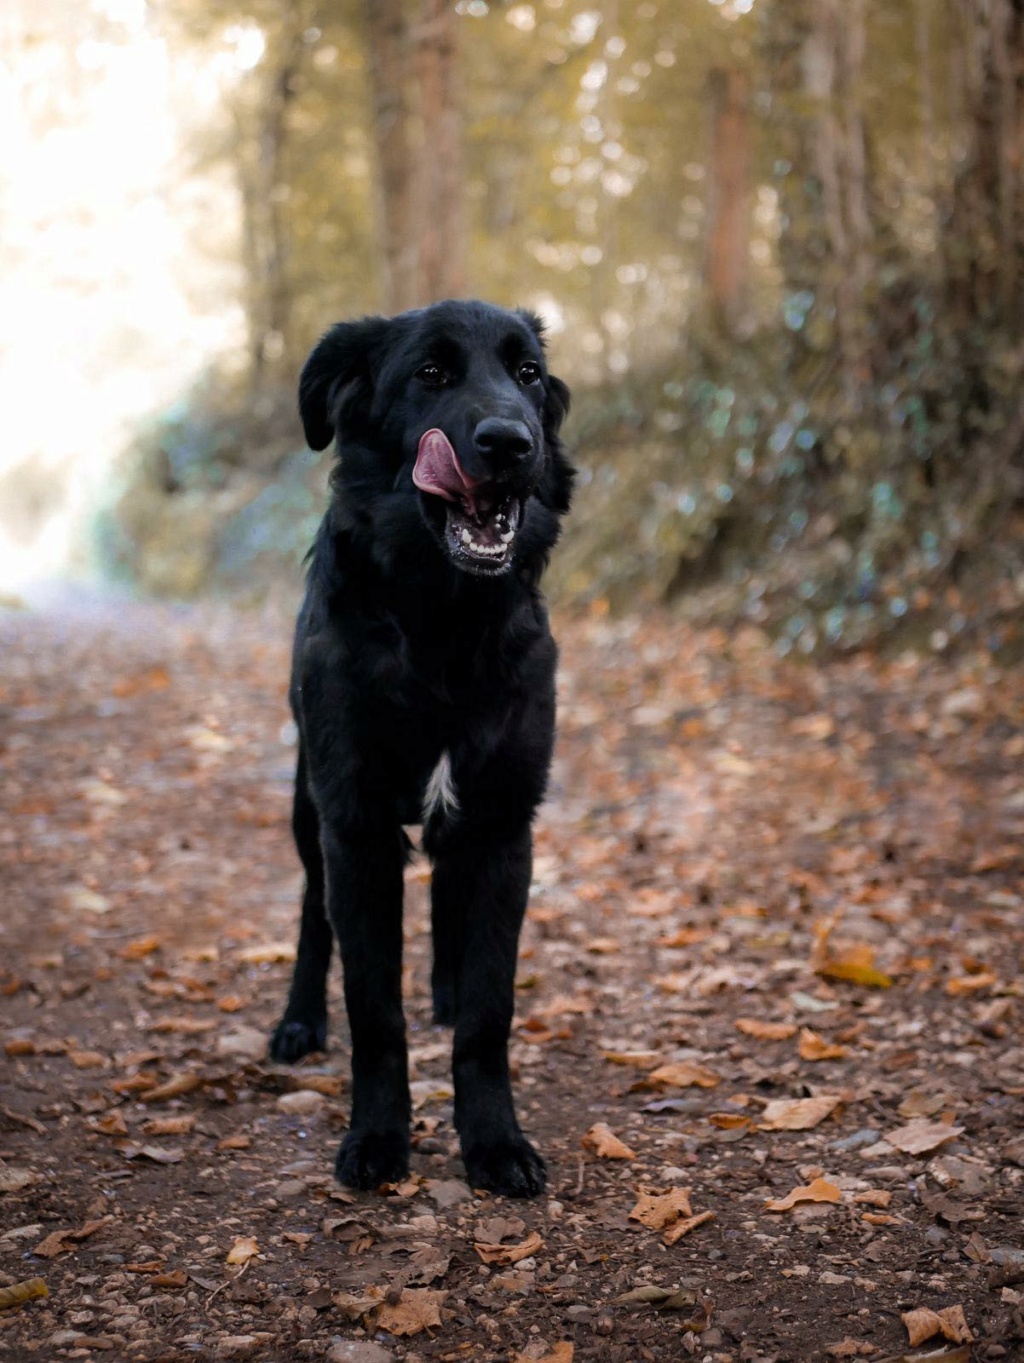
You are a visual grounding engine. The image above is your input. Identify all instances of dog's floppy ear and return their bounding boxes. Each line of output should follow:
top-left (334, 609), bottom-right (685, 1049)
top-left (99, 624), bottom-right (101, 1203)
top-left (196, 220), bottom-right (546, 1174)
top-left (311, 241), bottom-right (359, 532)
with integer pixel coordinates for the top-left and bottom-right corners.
top-left (516, 309), bottom-right (571, 436)
top-left (298, 317), bottom-right (389, 451)
top-left (544, 374), bottom-right (571, 435)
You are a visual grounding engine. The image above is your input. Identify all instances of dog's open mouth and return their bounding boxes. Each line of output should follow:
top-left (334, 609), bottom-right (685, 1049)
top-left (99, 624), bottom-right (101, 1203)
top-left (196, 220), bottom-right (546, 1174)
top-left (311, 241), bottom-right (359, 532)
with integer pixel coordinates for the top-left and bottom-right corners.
top-left (412, 428), bottom-right (522, 573)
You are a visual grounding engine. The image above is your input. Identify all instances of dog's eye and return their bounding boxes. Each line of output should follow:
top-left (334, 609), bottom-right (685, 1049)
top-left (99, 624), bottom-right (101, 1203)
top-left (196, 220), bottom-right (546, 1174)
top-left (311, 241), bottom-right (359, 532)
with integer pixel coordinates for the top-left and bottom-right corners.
top-left (416, 363), bottom-right (447, 387)
top-left (517, 361), bottom-right (541, 386)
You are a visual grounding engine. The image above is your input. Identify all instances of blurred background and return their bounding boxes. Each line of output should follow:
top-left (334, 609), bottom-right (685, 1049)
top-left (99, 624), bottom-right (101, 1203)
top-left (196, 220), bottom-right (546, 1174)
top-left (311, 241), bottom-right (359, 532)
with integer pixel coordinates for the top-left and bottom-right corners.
top-left (2, 0), bottom-right (1022, 653)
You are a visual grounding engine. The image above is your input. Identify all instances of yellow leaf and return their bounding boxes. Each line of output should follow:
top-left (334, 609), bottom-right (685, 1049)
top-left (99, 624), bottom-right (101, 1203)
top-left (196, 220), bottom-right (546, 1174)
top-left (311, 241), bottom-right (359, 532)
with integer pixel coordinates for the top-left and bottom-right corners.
top-left (226, 1235), bottom-right (260, 1265)
top-left (901, 1304), bottom-right (973, 1347)
top-left (581, 1123), bottom-right (636, 1160)
top-left (0, 1277), bottom-right (48, 1310)
top-left (765, 1176), bottom-right (841, 1212)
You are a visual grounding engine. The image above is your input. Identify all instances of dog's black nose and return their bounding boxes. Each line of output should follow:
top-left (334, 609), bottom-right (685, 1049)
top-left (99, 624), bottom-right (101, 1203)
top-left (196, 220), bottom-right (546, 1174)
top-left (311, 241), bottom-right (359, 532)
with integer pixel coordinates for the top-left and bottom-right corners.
top-left (474, 418), bottom-right (534, 464)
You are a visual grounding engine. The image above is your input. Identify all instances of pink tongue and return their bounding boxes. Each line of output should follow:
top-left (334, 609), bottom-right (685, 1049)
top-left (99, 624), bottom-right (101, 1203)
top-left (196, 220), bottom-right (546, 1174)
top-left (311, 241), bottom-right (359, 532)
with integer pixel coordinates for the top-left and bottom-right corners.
top-left (413, 429), bottom-right (484, 505)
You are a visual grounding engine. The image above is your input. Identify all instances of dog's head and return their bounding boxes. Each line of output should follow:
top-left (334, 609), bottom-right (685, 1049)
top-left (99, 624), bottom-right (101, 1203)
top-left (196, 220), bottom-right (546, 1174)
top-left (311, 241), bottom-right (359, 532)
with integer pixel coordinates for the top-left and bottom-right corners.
top-left (298, 300), bottom-right (572, 577)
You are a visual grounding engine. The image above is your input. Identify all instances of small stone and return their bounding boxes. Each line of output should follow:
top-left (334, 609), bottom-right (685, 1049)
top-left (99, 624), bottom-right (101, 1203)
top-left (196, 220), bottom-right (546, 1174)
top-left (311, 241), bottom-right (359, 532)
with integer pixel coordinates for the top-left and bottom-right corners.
top-left (325, 1342), bottom-right (396, 1363)
top-left (277, 1090), bottom-right (326, 1116)
top-left (276, 1179), bottom-right (309, 1198)
top-left (595, 1315), bottom-right (614, 1336)
top-left (215, 1336), bottom-right (272, 1360)
top-left (424, 1178), bottom-right (472, 1208)
top-left (565, 1304), bottom-right (592, 1322)
top-left (219, 1028), bottom-right (269, 1062)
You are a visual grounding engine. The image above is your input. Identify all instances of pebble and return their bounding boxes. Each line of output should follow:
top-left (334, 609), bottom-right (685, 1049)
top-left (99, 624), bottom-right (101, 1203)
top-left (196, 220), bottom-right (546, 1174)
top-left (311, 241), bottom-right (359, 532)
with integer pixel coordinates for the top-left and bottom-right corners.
top-left (424, 1178), bottom-right (472, 1207)
top-left (325, 1342), bottom-right (396, 1363)
top-left (218, 1028), bottom-right (269, 1062)
top-left (277, 1090), bottom-right (326, 1116)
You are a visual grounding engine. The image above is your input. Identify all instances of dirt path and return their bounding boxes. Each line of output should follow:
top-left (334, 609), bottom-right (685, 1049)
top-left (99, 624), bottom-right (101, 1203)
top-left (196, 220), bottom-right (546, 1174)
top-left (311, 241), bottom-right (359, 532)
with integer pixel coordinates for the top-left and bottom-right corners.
top-left (1, 598), bottom-right (1022, 1362)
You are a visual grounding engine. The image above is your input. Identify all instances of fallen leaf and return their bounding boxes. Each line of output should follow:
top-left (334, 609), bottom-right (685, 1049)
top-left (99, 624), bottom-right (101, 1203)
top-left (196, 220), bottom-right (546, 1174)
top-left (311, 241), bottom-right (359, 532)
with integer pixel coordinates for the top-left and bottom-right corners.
top-left (218, 1133), bottom-right (252, 1151)
top-left (0, 1166), bottom-right (36, 1192)
top-left (887, 1119), bottom-right (964, 1155)
top-left (226, 1236), bottom-right (260, 1266)
top-left (33, 1216), bottom-right (112, 1259)
top-left (89, 1111), bottom-right (129, 1137)
top-left (901, 1304), bottom-right (973, 1347)
top-left (628, 1186), bottom-right (693, 1231)
top-left (375, 1286), bottom-right (446, 1336)
top-left (662, 1209), bottom-right (716, 1243)
top-left (117, 936), bottom-right (162, 960)
top-left (648, 1061), bottom-right (720, 1089)
top-left (147, 1017), bottom-right (217, 1035)
top-left (473, 1230), bottom-right (544, 1265)
top-left (237, 942), bottom-right (295, 964)
top-left (585, 936), bottom-right (620, 954)
top-left (813, 923), bottom-right (893, 989)
top-left (4, 1038), bottom-right (36, 1057)
top-left (603, 1049), bottom-right (661, 1068)
top-left (124, 1144), bottom-right (185, 1164)
top-left (759, 1095), bottom-right (841, 1130)
top-left (138, 1072), bottom-right (203, 1104)
top-left (707, 1112), bottom-right (753, 1130)
top-left (0, 1276), bottom-right (48, 1310)
top-left (798, 1028), bottom-right (848, 1061)
top-left (736, 1018), bottom-right (798, 1041)
top-left (581, 1122), bottom-right (636, 1160)
top-left (765, 1176), bottom-right (841, 1212)
top-left (512, 1343), bottom-right (574, 1363)
top-left (141, 1114), bottom-right (196, 1137)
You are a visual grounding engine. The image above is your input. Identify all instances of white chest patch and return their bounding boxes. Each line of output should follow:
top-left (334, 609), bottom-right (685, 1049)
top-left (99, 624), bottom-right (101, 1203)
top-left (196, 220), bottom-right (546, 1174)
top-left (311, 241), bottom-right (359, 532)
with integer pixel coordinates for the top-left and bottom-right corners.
top-left (422, 750), bottom-right (460, 822)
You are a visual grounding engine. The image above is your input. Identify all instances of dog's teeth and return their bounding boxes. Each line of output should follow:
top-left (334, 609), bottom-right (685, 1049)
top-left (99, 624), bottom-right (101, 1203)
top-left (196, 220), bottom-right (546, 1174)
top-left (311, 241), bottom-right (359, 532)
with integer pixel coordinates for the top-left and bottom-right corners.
top-left (500, 529), bottom-right (514, 543)
top-left (461, 528), bottom-right (472, 545)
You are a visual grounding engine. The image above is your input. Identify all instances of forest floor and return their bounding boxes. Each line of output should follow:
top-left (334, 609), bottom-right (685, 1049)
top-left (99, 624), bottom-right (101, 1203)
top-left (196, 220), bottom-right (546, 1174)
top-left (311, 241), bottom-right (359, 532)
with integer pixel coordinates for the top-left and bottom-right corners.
top-left (1, 596), bottom-right (1023, 1363)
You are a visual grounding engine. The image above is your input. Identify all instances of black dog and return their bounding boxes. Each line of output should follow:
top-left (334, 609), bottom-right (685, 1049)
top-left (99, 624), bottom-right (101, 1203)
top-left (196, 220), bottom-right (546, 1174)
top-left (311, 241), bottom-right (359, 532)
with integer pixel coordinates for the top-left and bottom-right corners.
top-left (270, 300), bottom-right (573, 1197)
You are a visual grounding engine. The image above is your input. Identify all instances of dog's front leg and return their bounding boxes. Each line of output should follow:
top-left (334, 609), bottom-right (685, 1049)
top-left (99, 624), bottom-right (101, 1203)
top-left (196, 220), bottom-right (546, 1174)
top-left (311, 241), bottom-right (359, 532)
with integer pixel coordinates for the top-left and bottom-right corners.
top-left (321, 816), bottom-right (411, 1189)
top-left (430, 818), bottom-right (546, 1197)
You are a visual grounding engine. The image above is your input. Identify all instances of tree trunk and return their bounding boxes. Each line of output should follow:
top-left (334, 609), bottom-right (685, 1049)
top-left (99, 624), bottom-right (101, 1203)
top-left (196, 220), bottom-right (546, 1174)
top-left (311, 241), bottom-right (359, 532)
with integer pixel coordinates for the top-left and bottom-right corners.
top-left (704, 67), bottom-right (750, 335)
top-left (364, 0), bottom-right (419, 311)
top-left (413, 0), bottom-right (466, 303)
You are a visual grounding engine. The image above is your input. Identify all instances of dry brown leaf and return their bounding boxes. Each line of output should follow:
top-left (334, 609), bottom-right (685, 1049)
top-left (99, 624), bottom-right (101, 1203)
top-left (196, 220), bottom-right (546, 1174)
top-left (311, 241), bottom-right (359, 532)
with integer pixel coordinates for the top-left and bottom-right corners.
top-left (853, 1189), bottom-right (892, 1207)
top-left (901, 1304), bottom-right (973, 1347)
top-left (236, 942), bottom-right (295, 964)
top-left (758, 1095), bottom-right (841, 1130)
top-left (117, 936), bottom-right (162, 960)
top-left (629, 1187), bottom-right (693, 1231)
top-left (512, 1343), bottom-right (574, 1363)
top-left (68, 1050), bottom-right (106, 1069)
top-left (217, 1133), bottom-right (252, 1151)
top-left (216, 994), bottom-right (247, 1013)
top-left (886, 1119), bottom-right (964, 1155)
top-left (138, 1072), bottom-right (203, 1104)
top-left (147, 1017), bottom-right (217, 1035)
top-left (798, 1028), bottom-right (849, 1061)
top-left (473, 1230), bottom-right (544, 1265)
top-left (141, 1114), bottom-right (196, 1137)
top-left (4, 1038), bottom-right (36, 1057)
top-left (584, 936), bottom-right (620, 954)
top-left (375, 1287), bottom-right (445, 1336)
top-left (226, 1235), bottom-right (260, 1266)
top-left (658, 927), bottom-right (710, 948)
top-left (0, 1165), bottom-right (35, 1192)
top-left (662, 1209), bottom-right (716, 1244)
top-left (33, 1216), bottom-right (112, 1259)
top-left (735, 1018), bottom-right (798, 1041)
top-left (603, 1049), bottom-right (661, 1068)
top-left (581, 1122), bottom-right (636, 1160)
top-left (648, 1061), bottom-right (720, 1089)
top-left (707, 1112), bottom-right (753, 1131)
top-left (946, 970), bottom-right (998, 995)
top-left (765, 1176), bottom-right (841, 1212)
top-left (90, 1110), bottom-right (129, 1137)
top-left (0, 1277), bottom-right (48, 1310)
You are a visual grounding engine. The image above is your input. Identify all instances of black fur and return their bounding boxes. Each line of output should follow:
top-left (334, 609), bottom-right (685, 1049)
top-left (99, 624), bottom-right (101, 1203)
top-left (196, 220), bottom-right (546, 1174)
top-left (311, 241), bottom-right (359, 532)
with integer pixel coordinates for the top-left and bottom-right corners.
top-left (270, 300), bottom-right (573, 1197)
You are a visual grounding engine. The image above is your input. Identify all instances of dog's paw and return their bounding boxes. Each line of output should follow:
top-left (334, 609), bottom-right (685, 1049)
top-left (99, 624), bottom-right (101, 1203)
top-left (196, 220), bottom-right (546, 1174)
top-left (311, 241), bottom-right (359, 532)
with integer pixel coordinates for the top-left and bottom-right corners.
top-left (463, 1135), bottom-right (547, 1198)
top-left (335, 1128), bottom-right (410, 1190)
top-left (269, 1016), bottom-right (327, 1063)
